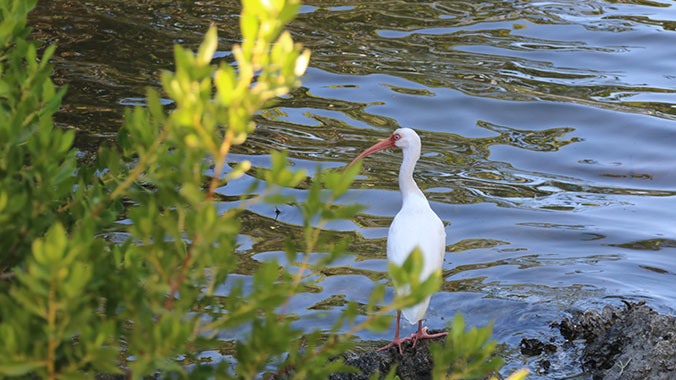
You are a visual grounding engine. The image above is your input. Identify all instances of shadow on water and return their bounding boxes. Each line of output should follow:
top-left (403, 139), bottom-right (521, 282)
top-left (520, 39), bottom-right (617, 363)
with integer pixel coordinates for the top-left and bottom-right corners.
top-left (31, 0), bottom-right (676, 378)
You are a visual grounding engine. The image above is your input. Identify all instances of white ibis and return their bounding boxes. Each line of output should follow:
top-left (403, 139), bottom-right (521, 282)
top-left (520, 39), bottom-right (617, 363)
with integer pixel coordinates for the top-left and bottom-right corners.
top-left (350, 128), bottom-right (447, 354)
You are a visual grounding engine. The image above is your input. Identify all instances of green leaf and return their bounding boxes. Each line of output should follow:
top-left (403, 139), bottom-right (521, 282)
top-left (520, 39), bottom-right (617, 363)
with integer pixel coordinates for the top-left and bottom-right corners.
top-left (367, 283), bottom-right (386, 313)
top-left (322, 204), bottom-right (364, 220)
top-left (43, 222), bottom-right (67, 263)
top-left (322, 161), bottom-right (360, 199)
top-left (58, 129), bottom-right (74, 154)
top-left (0, 361), bottom-right (44, 376)
top-left (263, 193), bottom-right (294, 204)
top-left (452, 313), bottom-right (465, 343)
top-left (225, 160), bottom-right (252, 181)
top-left (382, 365), bottom-right (400, 380)
top-left (278, 0), bottom-right (301, 24)
top-left (367, 314), bottom-right (393, 333)
top-left (294, 48), bottom-right (311, 76)
top-left (40, 43), bottom-right (56, 67)
top-left (265, 151), bottom-right (307, 188)
top-left (389, 247), bottom-right (423, 289)
top-left (146, 88), bottom-right (166, 124)
top-left (240, 11), bottom-right (259, 43)
top-left (180, 183), bottom-right (205, 207)
top-left (505, 368), bottom-right (529, 380)
top-left (196, 25), bottom-right (218, 67)
top-left (214, 64), bottom-right (236, 106)
top-left (284, 238), bottom-right (297, 264)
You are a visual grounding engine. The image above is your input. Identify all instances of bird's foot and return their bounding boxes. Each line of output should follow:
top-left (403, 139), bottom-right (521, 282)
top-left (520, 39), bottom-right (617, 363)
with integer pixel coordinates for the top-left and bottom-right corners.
top-left (376, 335), bottom-right (413, 355)
top-left (411, 326), bottom-right (448, 348)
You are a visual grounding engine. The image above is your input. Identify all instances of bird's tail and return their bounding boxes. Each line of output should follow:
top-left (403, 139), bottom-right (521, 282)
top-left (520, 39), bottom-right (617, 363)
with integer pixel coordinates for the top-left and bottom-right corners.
top-left (402, 296), bottom-right (431, 325)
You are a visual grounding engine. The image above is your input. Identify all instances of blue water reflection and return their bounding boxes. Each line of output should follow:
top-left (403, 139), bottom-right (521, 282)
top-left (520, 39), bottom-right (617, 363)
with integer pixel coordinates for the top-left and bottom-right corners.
top-left (32, 0), bottom-right (676, 377)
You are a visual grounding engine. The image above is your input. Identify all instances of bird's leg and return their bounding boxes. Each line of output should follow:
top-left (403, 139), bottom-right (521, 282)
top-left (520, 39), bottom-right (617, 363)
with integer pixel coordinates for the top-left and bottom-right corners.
top-left (411, 320), bottom-right (448, 348)
top-left (376, 310), bottom-right (412, 355)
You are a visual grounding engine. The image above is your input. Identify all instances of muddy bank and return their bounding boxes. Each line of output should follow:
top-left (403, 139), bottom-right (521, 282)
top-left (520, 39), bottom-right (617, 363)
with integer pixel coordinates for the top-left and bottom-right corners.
top-left (332, 302), bottom-right (676, 380)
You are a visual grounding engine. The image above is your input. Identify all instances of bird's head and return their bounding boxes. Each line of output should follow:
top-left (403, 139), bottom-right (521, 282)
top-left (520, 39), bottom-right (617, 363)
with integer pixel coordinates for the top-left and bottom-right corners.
top-left (349, 128), bottom-right (421, 167)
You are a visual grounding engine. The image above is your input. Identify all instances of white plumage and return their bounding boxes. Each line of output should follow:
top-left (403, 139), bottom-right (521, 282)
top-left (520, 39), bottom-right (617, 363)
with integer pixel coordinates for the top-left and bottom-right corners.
top-left (351, 127), bottom-right (447, 354)
top-left (388, 194), bottom-right (446, 324)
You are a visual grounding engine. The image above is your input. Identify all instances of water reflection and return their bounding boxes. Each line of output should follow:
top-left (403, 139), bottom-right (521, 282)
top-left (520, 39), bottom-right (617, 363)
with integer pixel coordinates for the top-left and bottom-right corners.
top-left (31, 0), bottom-right (676, 378)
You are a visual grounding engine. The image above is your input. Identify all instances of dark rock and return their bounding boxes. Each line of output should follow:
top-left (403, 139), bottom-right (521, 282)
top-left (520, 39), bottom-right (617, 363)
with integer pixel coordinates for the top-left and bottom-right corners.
top-left (557, 316), bottom-right (578, 341)
top-left (544, 343), bottom-right (556, 354)
top-left (558, 301), bottom-right (676, 380)
top-left (519, 338), bottom-right (556, 356)
top-left (330, 330), bottom-right (444, 380)
top-left (329, 329), bottom-right (498, 380)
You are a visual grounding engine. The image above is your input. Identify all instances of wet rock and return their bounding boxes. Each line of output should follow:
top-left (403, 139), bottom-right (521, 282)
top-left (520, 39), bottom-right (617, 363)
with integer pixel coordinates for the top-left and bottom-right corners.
top-left (519, 338), bottom-right (556, 356)
top-left (558, 301), bottom-right (676, 380)
top-left (329, 330), bottom-right (442, 380)
top-left (327, 329), bottom-right (499, 380)
top-left (537, 359), bottom-right (551, 373)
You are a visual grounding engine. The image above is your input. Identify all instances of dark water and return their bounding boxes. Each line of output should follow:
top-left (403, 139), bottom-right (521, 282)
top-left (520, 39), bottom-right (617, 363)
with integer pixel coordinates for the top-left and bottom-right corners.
top-left (31, 1), bottom-right (676, 378)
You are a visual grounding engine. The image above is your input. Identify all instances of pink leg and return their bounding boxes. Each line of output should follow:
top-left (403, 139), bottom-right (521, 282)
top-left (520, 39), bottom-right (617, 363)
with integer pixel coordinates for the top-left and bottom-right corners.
top-left (411, 320), bottom-right (448, 348)
top-left (376, 310), bottom-right (412, 355)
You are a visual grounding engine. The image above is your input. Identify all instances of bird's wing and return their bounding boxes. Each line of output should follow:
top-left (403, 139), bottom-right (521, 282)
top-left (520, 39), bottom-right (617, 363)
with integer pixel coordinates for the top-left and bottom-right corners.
top-left (387, 205), bottom-right (446, 282)
top-left (388, 207), bottom-right (445, 324)
top-left (387, 202), bottom-right (446, 325)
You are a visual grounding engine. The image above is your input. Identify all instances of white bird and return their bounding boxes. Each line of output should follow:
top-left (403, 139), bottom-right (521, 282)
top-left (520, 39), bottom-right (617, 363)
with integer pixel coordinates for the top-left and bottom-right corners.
top-left (350, 128), bottom-right (447, 354)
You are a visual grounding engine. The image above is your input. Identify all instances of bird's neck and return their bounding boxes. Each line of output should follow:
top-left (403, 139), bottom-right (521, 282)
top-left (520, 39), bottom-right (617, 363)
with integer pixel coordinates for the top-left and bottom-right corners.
top-left (399, 147), bottom-right (425, 202)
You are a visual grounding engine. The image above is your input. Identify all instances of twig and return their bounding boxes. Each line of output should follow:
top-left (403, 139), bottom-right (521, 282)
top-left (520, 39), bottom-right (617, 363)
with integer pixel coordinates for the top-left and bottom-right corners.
top-left (278, 220), bottom-right (326, 319)
top-left (47, 284), bottom-right (57, 380)
top-left (91, 123), bottom-right (169, 219)
top-left (164, 233), bottom-right (200, 311)
top-left (207, 129), bottom-right (234, 200)
top-left (616, 357), bottom-right (632, 377)
top-left (165, 126), bottom-right (232, 311)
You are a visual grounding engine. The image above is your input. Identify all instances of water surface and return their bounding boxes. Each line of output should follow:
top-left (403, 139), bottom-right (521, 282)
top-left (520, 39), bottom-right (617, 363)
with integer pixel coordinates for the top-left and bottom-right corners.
top-left (31, 1), bottom-right (676, 378)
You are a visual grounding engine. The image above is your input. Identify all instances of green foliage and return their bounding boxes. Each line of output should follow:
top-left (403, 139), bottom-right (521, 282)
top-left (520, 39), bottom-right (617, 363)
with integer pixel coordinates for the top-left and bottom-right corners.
top-left (0, 0), bottom-right (524, 380)
top-left (389, 248), bottom-right (442, 309)
top-left (430, 314), bottom-right (504, 380)
top-left (0, 0), bottom-right (70, 272)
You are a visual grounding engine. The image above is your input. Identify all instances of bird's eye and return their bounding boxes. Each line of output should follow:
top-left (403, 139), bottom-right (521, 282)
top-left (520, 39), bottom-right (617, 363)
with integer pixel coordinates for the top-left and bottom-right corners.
top-left (394, 134), bottom-right (400, 140)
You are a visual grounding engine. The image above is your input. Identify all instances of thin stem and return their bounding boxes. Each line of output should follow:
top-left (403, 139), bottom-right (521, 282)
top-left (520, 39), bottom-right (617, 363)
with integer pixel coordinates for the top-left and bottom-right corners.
top-left (148, 251), bottom-right (170, 284)
top-left (191, 115), bottom-right (219, 154)
top-left (219, 188), bottom-right (269, 221)
top-left (166, 126), bottom-right (235, 311)
top-left (278, 220), bottom-right (326, 318)
top-left (91, 123), bottom-right (169, 219)
top-left (164, 233), bottom-right (199, 311)
top-left (57, 171), bottom-right (116, 214)
top-left (47, 284), bottom-right (57, 380)
top-left (198, 301), bottom-right (258, 336)
top-left (207, 129), bottom-right (234, 200)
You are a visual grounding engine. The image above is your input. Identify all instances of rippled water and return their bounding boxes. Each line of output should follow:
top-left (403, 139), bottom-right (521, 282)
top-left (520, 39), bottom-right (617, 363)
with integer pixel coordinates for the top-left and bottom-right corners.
top-left (31, 1), bottom-right (676, 378)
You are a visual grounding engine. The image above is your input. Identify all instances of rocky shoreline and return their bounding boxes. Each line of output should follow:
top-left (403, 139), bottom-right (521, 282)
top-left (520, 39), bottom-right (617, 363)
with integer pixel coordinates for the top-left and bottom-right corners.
top-left (554, 301), bottom-right (676, 380)
top-left (329, 301), bottom-right (676, 380)
top-left (96, 302), bottom-right (676, 379)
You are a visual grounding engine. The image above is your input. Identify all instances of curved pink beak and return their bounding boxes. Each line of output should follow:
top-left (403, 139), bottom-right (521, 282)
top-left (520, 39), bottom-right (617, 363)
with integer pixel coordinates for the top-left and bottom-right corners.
top-left (349, 135), bottom-right (396, 167)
